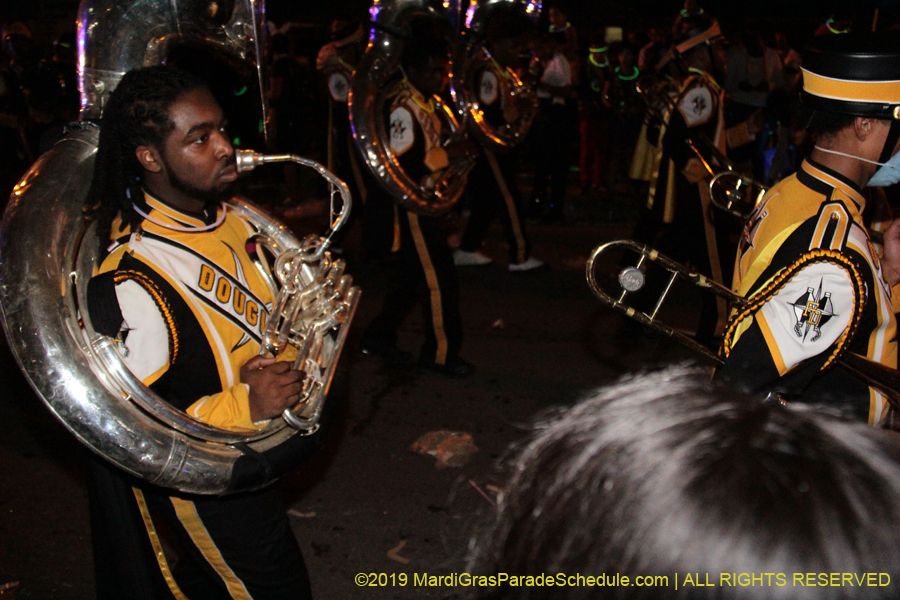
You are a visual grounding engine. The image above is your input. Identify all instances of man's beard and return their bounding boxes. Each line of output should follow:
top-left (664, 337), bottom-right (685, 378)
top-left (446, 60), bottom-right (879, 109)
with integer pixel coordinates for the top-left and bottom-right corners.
top-left (162, 156), bottom-right (236, 211)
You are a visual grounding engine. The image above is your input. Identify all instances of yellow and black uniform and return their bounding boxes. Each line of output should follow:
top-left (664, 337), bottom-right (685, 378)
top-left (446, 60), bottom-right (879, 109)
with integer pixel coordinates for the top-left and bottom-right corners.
top-left (86, 193), bottom-right (314, 599)
top-left (716, 159), bottom-right (899, 424)
top-left (630, 68), bottom-right (747, 340)
top-left (458, 58), bottom-right (533, 265)
top-left (362, 80), bottom-right (464, 367)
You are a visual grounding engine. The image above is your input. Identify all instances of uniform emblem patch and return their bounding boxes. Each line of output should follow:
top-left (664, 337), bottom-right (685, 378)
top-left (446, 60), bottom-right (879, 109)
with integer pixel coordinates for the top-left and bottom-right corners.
top-left (789, 280), bottom-right (835, 342)
top-left (328, 72), bottom-right (350, 103)
top-left (479, 71), bottom-right (499, 106)
top-left (678, 85), bottom-right (714, 127)
top-left (389, 107), bottom-right (415, 155)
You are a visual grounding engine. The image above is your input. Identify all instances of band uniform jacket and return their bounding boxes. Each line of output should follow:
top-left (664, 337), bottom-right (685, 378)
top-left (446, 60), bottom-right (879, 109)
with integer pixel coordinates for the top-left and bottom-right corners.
top-left (716, 159), bottom-right (900, 425)
top-left (88, 192), bottom-right (296, 432)
top-left (379, 79), bottom-right (461, 251)
top-left (387, 79), bottom-right (453, 189)
top-left (641, 69), bottom-right (758, 223)
top-left (477, 56), bottom-right (522, 129)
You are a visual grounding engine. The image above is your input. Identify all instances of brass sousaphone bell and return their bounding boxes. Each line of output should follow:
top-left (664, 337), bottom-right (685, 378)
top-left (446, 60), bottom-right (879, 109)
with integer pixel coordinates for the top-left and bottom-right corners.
top-left (349, 0), bottom-right (477, 216)
top-left (448, 0), bottom-right (541, 152)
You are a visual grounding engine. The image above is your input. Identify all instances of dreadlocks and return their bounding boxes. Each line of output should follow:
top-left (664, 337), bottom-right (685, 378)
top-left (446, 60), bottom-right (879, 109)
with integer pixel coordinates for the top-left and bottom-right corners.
top-left (86, 66), bottom-right (206, 252)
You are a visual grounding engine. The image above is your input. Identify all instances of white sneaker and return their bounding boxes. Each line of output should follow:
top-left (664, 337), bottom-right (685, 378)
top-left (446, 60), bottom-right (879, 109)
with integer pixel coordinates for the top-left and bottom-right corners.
top-left (508, 257), bottom-right (546, 272)
top-left (453, 249), bottom-right (493, 266)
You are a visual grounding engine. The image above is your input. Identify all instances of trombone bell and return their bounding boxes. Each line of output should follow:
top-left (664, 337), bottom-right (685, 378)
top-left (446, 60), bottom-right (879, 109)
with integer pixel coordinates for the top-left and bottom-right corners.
top-left (586, 239), bottom-right (739, 364)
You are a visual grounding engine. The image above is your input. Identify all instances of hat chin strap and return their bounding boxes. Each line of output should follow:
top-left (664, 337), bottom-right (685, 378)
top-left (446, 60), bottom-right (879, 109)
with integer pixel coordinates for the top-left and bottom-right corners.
top-left (879, 120), bottom-right (900, 165)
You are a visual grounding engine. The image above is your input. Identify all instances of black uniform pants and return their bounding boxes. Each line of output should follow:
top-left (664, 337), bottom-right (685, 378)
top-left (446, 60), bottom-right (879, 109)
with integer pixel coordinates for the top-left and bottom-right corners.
top-left (531, 101), bottom-right (574, 216)
top-left (88, 454), bottom-right (312, 600)
top-left (364, 205), bottom-right (463, 365)
top-left (459, 151), bottom-right (531, 264)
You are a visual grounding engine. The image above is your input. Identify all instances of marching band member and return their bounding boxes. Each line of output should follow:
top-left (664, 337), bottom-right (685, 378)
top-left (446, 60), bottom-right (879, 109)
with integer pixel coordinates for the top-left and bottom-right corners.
top-left (358, 14), bottom-right (478, 375)
top-left (628, 13), bottom-right (762, 345)
top-left (579, 37), bottom-right (612, 197)
top-left (601, 43), bottom-right (643, 196)
top-left (84, 66), bottom-right (315, 599)
top-left (716, 34), bottom-right (900, 425)
top-left (452, 6), bottom-right (545, 272)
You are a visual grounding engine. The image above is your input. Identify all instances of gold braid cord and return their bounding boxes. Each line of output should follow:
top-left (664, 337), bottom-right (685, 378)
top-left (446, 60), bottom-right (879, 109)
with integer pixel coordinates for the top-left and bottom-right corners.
top-left (722, 249), bottom-right (867, 371)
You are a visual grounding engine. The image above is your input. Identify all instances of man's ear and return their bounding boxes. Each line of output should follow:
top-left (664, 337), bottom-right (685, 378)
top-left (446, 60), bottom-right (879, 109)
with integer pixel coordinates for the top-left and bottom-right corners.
top-left (853, 117), bottom-right (875, 142)
top-left (136, 145), bottom-right (163, 174)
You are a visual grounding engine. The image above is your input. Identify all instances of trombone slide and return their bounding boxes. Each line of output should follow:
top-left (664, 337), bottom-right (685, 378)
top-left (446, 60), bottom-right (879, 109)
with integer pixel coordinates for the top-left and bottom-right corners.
top-left (587, 238), bottom-right (900, 410)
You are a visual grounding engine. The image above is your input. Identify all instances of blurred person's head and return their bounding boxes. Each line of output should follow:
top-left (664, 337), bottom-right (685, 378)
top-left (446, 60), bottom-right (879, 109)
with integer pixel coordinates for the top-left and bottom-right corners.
top-left (682, 0), bottom-right (704, 17)
top-left (617, 45), bottom-right (637, 71)
top-left (484, 7), bottom-right (533, 69)
top-left (467, 365), bottom-right (900, 599)
top-left (547, 6), bottom-right (567, 30)
top-left (3, 22), bottom-right (36, 67)
top-left (672, 15), bottom-right (725, 78)
top-left (400, 15), bottom-right (451, 97)
top-left (743, 28), bottom-right (765, 57)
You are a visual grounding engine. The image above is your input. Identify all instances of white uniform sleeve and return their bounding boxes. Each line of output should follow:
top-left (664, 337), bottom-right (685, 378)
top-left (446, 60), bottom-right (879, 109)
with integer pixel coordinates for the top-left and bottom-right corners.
top-left (755, 261), bottom-right (859, 374)
top-left (115, 279), bottom-right (171, 382)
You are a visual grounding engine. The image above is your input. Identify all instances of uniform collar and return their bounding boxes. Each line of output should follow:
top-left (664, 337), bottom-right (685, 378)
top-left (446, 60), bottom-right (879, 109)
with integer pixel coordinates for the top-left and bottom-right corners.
top-left (139, 191), bottom-right (221, 229)
top-left (800, 158), bottom-right (867, 212)
top-left (403, 80), bottom-right (435, 113)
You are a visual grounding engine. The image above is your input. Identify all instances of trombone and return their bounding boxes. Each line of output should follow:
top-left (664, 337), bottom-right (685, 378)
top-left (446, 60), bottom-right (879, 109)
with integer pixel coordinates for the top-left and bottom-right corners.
top-left (686, 133), bottom-right (768, 220)
top-left (689, 134), bottom-right (888, 246)
top-left (586, 240), bottom-right (900, 410)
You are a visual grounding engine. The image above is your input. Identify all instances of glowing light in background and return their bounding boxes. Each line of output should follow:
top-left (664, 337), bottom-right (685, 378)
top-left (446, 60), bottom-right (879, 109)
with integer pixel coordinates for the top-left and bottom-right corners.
top-left (465, 1), bottom-right (476, 29)
top-left (77, 15), bottom-right (87, 113)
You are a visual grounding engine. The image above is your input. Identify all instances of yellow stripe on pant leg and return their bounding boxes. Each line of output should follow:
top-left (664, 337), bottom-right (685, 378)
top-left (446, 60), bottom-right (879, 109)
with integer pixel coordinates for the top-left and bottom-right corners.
top-left (132, 488), bottom-right (190, 600)
top-left (485, 149), bottom-right (527, 264)
top-left (170, 497), bottom-right (253, 600)
top-left (407, 212), bottom-right (448, 363)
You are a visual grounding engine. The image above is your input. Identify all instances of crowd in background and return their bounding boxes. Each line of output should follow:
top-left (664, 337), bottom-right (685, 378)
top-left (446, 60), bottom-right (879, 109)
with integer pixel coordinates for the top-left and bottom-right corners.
top-left (2, 3), bottom-right (900, 217)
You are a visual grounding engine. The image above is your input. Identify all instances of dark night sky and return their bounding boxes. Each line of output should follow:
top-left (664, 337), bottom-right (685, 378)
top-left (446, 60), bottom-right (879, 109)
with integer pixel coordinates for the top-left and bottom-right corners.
top-left (263, 0), bottom-right (895, 27)
top-left (2, 0), bottom-right (898, 44)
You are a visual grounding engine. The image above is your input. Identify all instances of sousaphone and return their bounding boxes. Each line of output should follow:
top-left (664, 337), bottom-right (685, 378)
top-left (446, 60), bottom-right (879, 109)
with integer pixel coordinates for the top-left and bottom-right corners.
top-left (349, 0), bottom-right (476, 216)
top-left (448, 0), bottom-right (541, 152)
top-left (0, 0), bottom-right (358, 495)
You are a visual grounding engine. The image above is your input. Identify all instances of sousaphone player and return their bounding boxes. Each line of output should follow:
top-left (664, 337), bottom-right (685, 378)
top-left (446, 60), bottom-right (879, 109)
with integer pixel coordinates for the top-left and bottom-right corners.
top-left (86, 67), bottom-right (314, 599)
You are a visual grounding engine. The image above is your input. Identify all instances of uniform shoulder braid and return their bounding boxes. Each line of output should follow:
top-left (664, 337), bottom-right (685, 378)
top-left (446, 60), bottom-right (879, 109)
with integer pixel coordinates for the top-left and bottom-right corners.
top-left (723, 248), bottom-right (867, 373)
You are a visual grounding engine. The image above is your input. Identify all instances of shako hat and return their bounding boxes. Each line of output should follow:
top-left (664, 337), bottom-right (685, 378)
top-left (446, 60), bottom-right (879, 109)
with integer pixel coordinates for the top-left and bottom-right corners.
top-left (802, 33), bottom-right (900, 120)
